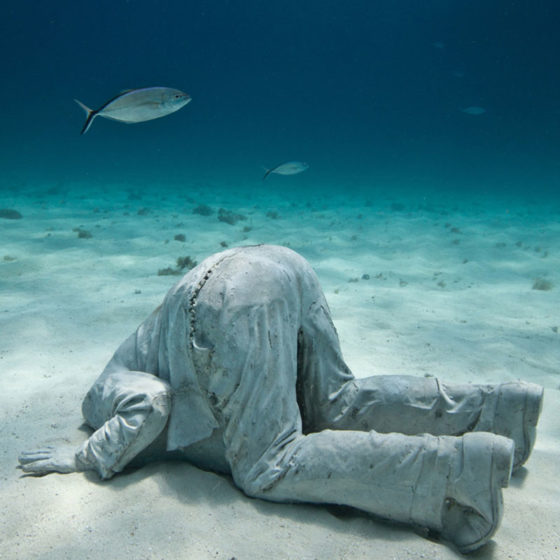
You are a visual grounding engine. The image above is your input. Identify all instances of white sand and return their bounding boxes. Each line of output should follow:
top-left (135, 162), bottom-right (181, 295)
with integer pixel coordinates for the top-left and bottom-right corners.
top-left (1, 182), bottom-right (559, 559)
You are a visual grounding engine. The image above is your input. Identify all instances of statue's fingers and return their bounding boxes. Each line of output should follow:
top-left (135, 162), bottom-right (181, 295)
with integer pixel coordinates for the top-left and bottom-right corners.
top-left (19, 447), bottom-right (54, 456)
top-left (18, 450), bottom-right (54, 464)
top-left (18, 451), bottom-right (49, 461)
top-left (17, 459), bottom-right (51, 475)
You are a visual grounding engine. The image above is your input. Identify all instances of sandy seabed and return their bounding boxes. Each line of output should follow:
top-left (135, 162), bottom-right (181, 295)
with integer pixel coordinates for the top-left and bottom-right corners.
top-left (1, 181), bottom-right (559, 559)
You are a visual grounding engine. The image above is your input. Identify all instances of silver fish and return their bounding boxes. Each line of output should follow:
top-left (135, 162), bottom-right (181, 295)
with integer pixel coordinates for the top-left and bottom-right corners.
top-left (263, 161), bottom-right (309, 180)
top-left (74, 87), bottom-right (191, 134)
top-left (461, 106), bottom-right (486, 116)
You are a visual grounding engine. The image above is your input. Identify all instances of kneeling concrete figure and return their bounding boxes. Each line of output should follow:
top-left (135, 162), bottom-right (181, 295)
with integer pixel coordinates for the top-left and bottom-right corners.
top-left (19, 245), bottom-right (544, 553)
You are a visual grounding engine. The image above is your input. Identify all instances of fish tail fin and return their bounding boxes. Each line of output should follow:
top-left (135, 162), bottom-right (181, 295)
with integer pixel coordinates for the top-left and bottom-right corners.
top-left (262, 168), bottom-right (272, 180)
top-left (74, 99), bottom-right (97, 135)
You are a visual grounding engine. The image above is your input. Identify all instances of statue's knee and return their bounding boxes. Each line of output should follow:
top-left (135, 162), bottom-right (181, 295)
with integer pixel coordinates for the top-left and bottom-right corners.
top-left (231, 460), bottom-right (285, 499)
top-left (233, 472), bottom-right (265, 498)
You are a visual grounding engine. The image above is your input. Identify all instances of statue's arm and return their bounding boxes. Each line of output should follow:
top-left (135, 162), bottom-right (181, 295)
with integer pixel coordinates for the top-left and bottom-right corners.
top-left (18, 311), bottom-right (162, 478)
top-left (17, 336), bottom-right (141, 477)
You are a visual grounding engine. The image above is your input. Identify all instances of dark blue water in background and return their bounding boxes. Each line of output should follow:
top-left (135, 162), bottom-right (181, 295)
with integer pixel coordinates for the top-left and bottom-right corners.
top-left (1, 1), bottom-right (559, 199)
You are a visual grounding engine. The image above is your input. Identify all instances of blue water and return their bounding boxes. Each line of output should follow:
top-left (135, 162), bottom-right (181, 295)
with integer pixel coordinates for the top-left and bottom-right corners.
top-left (1, 5), bottom-right (559, 558)
top-left (1, 1), bottom-right (559, 199)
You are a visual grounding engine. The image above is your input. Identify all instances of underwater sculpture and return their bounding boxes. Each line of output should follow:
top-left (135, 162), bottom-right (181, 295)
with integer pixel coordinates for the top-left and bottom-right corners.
top-left (18, 245), bottom-right (543, 553)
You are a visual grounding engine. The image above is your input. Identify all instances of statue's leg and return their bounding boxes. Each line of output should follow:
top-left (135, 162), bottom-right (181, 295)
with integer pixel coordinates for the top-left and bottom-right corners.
top-left (205, 301), bottom-right (514, 553)
top-left (296, 283), bottom-right (543, 471)
top-left (187, 245), bottom-right (514, 550)
top-left (328, 376), bottom-right (543, 472)
top-left (76, 369), bottom-right (172, 479)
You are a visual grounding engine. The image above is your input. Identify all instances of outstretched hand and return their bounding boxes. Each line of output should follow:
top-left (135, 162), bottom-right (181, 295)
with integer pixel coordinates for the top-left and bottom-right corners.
top-left (18, 445), bottom-right (82, 476)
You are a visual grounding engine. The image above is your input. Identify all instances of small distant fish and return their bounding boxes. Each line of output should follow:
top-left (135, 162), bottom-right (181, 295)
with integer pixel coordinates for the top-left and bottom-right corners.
top-left (74, 87), bottom-right (191, 134)
top-left (461, 106), bottom-right (486, 116)
top-left (432, 41), bottom-right (445, 49)
top-left (263, 161), bottom-right (309, 180)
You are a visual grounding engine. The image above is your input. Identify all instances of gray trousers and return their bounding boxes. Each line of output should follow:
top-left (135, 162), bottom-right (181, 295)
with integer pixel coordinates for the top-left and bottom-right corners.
top-left (78, 245), bottom-right (511, 531)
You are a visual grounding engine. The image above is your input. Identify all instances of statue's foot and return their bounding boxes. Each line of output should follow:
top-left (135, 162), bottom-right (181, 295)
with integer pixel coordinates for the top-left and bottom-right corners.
top-left (440, 432), bottom-right (514, 553)
top-left (491, 382), bottom-right (544, 471)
